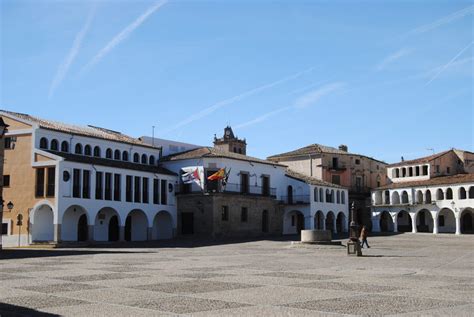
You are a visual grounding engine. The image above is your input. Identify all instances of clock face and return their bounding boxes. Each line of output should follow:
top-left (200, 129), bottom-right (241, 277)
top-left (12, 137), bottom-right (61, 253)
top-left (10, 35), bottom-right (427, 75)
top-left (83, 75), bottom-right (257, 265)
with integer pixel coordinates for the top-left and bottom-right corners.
top-left (225, 130), bottom-right (230, 136)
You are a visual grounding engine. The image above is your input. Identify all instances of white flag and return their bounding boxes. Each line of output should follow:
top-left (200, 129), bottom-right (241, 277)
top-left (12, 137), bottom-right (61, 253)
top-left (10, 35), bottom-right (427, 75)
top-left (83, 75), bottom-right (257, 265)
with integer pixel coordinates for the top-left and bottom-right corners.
top-left (181, 166), bottom-right (204, 189)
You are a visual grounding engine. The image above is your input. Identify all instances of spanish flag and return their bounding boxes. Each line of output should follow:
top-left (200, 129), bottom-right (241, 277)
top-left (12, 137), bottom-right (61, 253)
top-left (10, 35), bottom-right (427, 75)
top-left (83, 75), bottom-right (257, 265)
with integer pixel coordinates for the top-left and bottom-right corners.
top-left (208, 168), bottom-right (226, 181)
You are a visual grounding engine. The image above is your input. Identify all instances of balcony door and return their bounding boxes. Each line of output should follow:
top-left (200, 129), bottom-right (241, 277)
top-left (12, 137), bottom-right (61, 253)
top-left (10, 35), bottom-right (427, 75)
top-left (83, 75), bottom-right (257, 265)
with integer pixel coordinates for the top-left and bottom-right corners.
top-left (240, 173), bottom-right (249, 194)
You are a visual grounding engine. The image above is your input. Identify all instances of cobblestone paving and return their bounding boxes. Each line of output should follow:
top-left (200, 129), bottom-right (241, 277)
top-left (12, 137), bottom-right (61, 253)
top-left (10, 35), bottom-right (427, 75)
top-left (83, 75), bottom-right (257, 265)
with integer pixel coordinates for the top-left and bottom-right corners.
top-left (0, 234), bottom-right (473, 316)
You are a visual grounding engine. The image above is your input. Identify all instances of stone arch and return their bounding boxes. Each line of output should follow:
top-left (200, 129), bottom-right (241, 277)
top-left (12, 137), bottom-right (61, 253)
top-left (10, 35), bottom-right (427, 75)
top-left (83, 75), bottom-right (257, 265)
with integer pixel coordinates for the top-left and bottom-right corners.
top-left (416, 209), bottom-right (433, 233)
top-left (314, 187), bottom-right (318, 202)
top-left (437, 208), bottom-right (456, 233)
top-left (384, 190), bottom-right (390, 204)
top-left (93, 146), bottom-right (101, 157)
top-left (61, 141), bottom-right (69, 153)
top-left (125, 209), bottom-right (148, 242)
top-left (319, 188), bottom-right (324, 203)
top-left (460, 208), bottom-right (474, 234)
top-left (106, 148), bottom-right (113, 159)
top-left (94, 207), bottom-right (120, 242)
top-left (374, 191), bottom-right (383, 205)
top-left (469, 186), bottom-right (474, 199)
top-left (50, 139), bottom-right (59, 151)
top-left (392, 191), bottom-right (400, 205)
top-left (74, 143), bottom-right (82, 155)
top-left (61, 205), bottom-right (89, 241)
top-left (31, 203), bottom-right (55, 242)
top-left (336, 212), bottom-right (347, 233)
top-left (314, 210), bottom-right (324, 230)
top-left (336, 191), bottom-right (341, 204)
top-left (122, 151), bottom-right (129, 161)
top-left (84, 144), bottom-right (92, 156)
top-left (436, 188), bottom-right (444, 200)
top-left (380, 211), bottom-right (394, 232)
top-left (39, 137), bottom-right (48, 149)
top-left (141, 154), bottom-right (148, 164)
top-left (446, 188), bottom-right (453, 200)
top-left (425, 190), bottom-right (432, 203)
top-left (152, 210), bottom-right (173, 240)
top-left (416, 190), bottom-right (424, 204)
top-left (325, 211), bottom-right (335, 233)
top-left (458, 187), bottom-right (467, 200)
top-left (401, 191), bottom-right (409, 204)
top-left (149, 155), bottom-right (156, 165)
top-left (114, 149), bottom-right (121, 160)
top-left (396, 210), bottom-right (412, 232)
top-left (283, 210), bottom-right (305, 235)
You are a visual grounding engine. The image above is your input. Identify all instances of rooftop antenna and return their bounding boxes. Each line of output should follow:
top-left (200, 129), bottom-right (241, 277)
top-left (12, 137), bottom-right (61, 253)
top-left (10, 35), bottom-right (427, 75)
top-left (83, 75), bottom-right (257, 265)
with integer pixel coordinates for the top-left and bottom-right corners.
top-left (152, 126), bottom-right (155, 147)
top-left (427, 148), bottom-right (435, 154)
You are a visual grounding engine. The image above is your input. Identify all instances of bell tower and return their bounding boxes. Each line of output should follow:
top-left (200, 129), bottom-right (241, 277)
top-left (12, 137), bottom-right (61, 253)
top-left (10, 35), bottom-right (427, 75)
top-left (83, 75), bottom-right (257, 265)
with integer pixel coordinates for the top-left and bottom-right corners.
top-left (213, 126), bottom-right (247, 155)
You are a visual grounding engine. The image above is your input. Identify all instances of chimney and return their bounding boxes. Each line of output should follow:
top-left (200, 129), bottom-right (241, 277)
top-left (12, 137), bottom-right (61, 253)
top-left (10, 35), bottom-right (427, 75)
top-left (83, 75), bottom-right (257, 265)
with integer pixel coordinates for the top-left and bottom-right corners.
top-left (339, 144), bottom-right (348, 152)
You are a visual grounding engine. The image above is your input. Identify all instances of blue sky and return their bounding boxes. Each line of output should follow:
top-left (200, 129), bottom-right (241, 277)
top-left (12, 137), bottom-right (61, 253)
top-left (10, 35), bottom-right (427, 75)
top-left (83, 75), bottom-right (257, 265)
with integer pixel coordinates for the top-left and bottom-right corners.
top-left (1, 0), bottom-right (472, 163)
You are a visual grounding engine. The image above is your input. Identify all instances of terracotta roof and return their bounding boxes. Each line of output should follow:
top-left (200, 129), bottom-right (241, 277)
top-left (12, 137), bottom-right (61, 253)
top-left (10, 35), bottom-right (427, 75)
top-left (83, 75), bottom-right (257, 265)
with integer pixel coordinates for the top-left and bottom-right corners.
top-left (1, 110), bottom-right (157, 149)
top-left (375, 173), bottom-right (474, 190)
top-left (162, 147), bottom-right (286, 167)
top-left (285, 169), bottom-right (346, 189)
top-left (47, 150), bottom-right (176, 175)
top-left (267, 143), bottom-right (386, 164)
top-left (387, 150), bottom-right (452, 167)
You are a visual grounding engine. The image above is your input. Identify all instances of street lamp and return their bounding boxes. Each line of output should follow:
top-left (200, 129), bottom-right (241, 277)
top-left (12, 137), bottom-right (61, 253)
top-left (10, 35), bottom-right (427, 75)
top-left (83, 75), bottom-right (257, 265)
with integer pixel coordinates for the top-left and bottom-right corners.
top-left (0, 117), bottom-right (9, 251)
top-left (347, 201), bottom-right (362, 256)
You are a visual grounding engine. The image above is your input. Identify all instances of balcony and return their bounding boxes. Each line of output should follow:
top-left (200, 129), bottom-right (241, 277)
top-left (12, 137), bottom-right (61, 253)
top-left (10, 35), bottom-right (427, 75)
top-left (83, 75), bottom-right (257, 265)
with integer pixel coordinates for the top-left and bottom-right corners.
top-left (176, 183), bottom-right (276, 198)
top-left (280, 195), bottom-right (310, 205)
top-left (327, 163), bottom-right (347, 171)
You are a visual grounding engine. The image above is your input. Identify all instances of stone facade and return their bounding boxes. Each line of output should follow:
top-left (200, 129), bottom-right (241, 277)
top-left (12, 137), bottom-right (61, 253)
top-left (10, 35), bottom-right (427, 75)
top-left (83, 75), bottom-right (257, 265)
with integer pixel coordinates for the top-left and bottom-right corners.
top-left (177, 193), bottom-right (283, 238)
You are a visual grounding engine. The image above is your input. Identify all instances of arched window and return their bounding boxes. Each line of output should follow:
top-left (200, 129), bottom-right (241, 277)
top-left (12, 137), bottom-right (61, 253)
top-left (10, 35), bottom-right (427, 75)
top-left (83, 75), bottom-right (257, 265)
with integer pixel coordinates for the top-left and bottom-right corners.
top-left (238, 148), bottom-right (242, 154)
top-left (106, 148), bottom-right (112, 159)
top-left (469, 187), bottom-right (474, 199)
top-left (141, 154), bottom-right (147, 164)
top-left (39, 137), bottom-right (48, 149)
top-left (61, 141), bottom-right (69, 152)
top-left (402, 168), bottom-right (407, 177)
top-left (314, 187), bottom-right (318, 202)
top-left (114, 150), bottom-right (121, 160)
top-left (416, 190), bottom-right (423, 204)
top-left (50, 139), bottom-right (59, 151)
top-left (401, 191), bottom-right (409, 204)
top-left (84, 145), bottom-right (91, 156)
top-left (93, 146), bottom-right (101, 157)
top-left (436, 188), bottom-right (444, 200)
top-left (408, 167), bottom-right (413, 177)
top-left (326, 189), bottom-right (332, 203)
top-left (319, 188), bottom-right (324, 203)
top-left (133, 153), bottom-right (139, 163)
top-left (395, 168), bottom-right (400, 178)
top-left (446, 188), bottom-right (453, 200)
top-left (425, 190), bottom-right (432, 203)
top-left (74, 143), bottom-right (82, 154)
top-left (149, 155), bottom-right (155, 165)
top-left (384, 190), bottom-right (390, 204)
top-left (415, 166), bottom-right (420, 176)
top-left (341, 191), bottom-right (345, 204)
top-left (122, 151), bottom-right (129, 161)
top-left (459, 187), bottom-right (467, 200)
top-left (392, 192), bottom-right (400, 205)
top-left (337, 190), bottom-right (340, 204)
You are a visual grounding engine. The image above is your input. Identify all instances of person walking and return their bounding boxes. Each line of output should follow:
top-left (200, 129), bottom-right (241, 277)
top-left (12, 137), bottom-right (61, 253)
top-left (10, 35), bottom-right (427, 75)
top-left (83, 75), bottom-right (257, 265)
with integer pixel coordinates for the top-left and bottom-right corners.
top-left (360, 225), bottom-right (370, 248)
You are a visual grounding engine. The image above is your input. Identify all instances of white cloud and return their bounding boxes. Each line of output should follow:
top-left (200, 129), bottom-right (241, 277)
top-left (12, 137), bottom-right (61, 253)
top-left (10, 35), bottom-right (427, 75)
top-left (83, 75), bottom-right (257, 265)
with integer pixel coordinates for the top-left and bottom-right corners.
top-left (48, 6), bottom-right (96, 99)
top-left (235, 106), bottom-right (291, 129)
top-left (293, 82), bottom-right (345, 109)
top-left (81, 0), bottom-right (167, 74)
top-left (375, 48), bottom-right (412, 71)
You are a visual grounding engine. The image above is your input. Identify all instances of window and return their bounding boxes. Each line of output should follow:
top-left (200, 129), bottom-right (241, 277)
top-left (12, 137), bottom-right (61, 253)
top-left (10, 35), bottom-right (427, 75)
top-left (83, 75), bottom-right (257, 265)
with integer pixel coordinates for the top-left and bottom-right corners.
top-left (142, 177), bottom-right (149, 203)
top-left (331, 175), bottom-right (340, 185)
top-left (106, 148), bottom-right (112, 159)
top-left (133, 153), bottom-right (139, 163)
top-left (435, 165), bottom-right (440, 173)
top-left (61, 141), bottom-right (69, 152)
top-left (341, 191), bottom-right (345, 204)
top-left (222, 206), bottom-right (229, 221)
top-left (95, 171), bottom-right (103, 200)
top-left (93, 146), bottom-right (101, 157)
top-left (114, 174), bottom-right (121, 201)
top-left (314, 187), bottom-right (318, 202)
top-left (73, 169), bottom-right (81, 198)
top-left (122, 151), bottom-right (129, 161)
top-left (84, 145), bottom-right (91, 156)
top-left (332, 157), bottom-right (338, 168)
top-left (439, 215), bottom-right (445, 226)
top-left (149, 155), bottom-right (155, 165)
top-left (50, 138), bottom-right (59, 151)
top-left (114, 150), bottom-right (121, 160)
top-left (161, 179), bottom-right (167, 205)
top-left (3, 175), bottom-right (10, 187)
top-left (446, 188), bottom-right (453, 200)
top-left (82, 170), bottom-right (90, 199)
top-left (241, 207), bottom-right (248, 222)
top-left (104, 173), bottom-right (112, 200)
top-left (141, 154), bottom-right (147, 164)
top-left (153, 179), bottom-right (160, 204)
top-left (415, 166), bottom-right (420, 176)
top-left (126, 176), bottom-right (133, 202)
top-left (5, 137), bottom-right (12, 149)
top-left (422, 165), bottom-right (428, 175)
top-left (39, 137), bottom-right (48, 149)
top-left (240, 172), bottom-right (249, 194)
top-left (356, 176), bottom-right (362, 190)
top-left (408, 167), bottom-right (413, 177)
top-left (1, 223), bottom-right (8, 235)
top-left (262, 175), bottom-right (270, 196)
top-left (395, 168), bottom-right (400, 178)
top-left (134, 176), bottom-right (141, 203)
top-left (75, 143), bottom-right (82, 154)
top-left (291, 215), bottom-right (295, 226)
top-left (46, 168), bottom-right (55, 197)
top-left (355, 159), bottom-right (360, 165)
top-left (446, 167), bottom-right (450, 174)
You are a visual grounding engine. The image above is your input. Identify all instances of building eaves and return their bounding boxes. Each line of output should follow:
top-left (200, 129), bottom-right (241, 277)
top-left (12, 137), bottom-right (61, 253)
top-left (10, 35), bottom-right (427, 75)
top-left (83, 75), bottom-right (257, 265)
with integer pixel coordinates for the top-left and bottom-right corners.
top-left (285, 168), bottom-right (347, 189)
top-left (374, 173), bottom-right (474, 190)
top-left (387, 150), bottom-right (453, 168)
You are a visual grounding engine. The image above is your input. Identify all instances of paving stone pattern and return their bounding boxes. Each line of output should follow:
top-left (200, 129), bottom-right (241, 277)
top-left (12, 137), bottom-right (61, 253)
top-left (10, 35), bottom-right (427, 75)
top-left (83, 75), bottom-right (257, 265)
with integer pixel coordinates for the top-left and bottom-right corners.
top-left (0, 234), bottom-right (472, 316)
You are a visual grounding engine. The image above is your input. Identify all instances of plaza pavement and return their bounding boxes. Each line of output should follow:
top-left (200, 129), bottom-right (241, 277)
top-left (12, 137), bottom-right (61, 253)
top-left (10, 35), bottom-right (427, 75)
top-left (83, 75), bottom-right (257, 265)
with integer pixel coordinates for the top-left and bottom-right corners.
top-left (0, 234), bottom-right (473, 316)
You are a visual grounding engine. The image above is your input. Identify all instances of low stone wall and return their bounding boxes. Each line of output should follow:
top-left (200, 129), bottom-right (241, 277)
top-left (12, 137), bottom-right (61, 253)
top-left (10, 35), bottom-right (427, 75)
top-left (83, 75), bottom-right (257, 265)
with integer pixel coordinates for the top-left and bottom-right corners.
top-left (301, 230), bottom-right (332, 243)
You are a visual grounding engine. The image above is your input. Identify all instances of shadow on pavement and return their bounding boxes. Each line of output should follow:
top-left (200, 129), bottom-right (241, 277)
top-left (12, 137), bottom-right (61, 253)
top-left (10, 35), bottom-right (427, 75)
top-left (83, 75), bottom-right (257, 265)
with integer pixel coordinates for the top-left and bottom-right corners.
top-left (0, 249), bottom-right (145, 260)
top-left (0, 303), bottom-right (60, 316)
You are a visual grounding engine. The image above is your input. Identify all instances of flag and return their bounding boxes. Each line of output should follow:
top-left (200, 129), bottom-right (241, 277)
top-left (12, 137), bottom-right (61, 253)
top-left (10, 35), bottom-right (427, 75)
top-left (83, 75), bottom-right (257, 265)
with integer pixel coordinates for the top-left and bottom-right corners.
top-left (222, 168), bottom-right (231, 187)
top-left (181, 166), bottom-right (204, 189)
top-left (208, 168), bottom-right (226, 181)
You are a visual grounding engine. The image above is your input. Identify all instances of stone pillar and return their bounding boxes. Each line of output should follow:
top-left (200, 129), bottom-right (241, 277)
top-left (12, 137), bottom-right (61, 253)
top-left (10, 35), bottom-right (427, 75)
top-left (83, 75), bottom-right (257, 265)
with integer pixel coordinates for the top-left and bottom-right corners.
top-left (455, 215), bottom-right (461, 235)
top-left (119, 226), bottom-right (125, 241)
top-left (54, 224), bottom-right (61, 243)
top-left (305, 215), bottom-right (314, 230)
top-left (147, 227), bottom-right (153, 241)
top-left (411, 214), bottom-right (417, 233)
top-left (333, 220), bottom-right (337, 234)
top-left (392, 215), bottom-right (398, 233)
top-left (322, 217), bottom-right (326, 230)
top-left (88, 225), bottom-right (95, 242)
top-left (371, 216), bottom-right (380, 233)
top-left (433, 215), bottom-right (439, 234)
